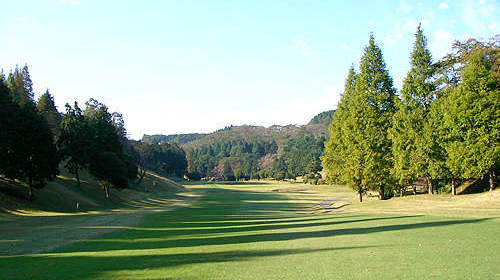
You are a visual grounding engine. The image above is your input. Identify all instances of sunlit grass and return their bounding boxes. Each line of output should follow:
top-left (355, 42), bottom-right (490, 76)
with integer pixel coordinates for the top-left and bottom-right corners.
top-left (1, 182), bottom-right (499, 279)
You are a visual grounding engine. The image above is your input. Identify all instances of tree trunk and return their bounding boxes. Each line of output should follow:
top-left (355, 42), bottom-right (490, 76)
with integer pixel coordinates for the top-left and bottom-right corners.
top-left (75, 168), bottom-right (81, 188)
top-left (359, 189), bottom-right (363, 202)
top-left (103, 183), bottom-right (111, 199)
top-left (490, 170), bottom-right (496, 191)
top-left (136, 168), bottom-right (146, 185)
top-left (379, 185), bottom-right (385, 200)
top-left (427, 177), bottom-right (433, 194)
top-left (451, 176), bottom-right (456, 195)
top-left (27, 176), bottom-right (33, 201)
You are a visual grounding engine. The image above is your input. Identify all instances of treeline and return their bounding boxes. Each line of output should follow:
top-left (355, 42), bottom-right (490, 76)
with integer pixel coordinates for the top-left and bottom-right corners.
top-left (322, 26), bottom-right (498, 201)
top-left (0, 66), bottom-right (187, 200)
top-left (142, 133), bottom-right (207, 145)
top-left (308, 110), bottom-right (334, 125)
top-left (270, 134), bottom-right (324, 182)
top-left (128, 140), bottom-right (187, 181)
top-left (186, 139), bottom-right (278, 180)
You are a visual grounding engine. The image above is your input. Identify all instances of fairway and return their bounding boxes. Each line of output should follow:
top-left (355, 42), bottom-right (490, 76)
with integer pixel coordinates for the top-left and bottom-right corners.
top-left (1, 183), bottom-right (499, 279)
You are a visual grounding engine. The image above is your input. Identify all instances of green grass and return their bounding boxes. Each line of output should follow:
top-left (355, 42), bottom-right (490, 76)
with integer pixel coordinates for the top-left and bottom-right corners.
top-left (1, 183), bottom-right (499, 279)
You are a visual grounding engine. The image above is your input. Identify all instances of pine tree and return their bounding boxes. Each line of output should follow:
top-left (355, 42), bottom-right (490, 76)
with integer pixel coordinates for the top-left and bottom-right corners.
top-left (346, 34), bottom-right (396, 200)
top-left (37, 89), bottom-right (61, 137)
top-left (7, 65), bottom-right (35, 108)
top-left (322, 65), bottom-right (356, 185)
top-left (323, 34), bottom-right (396, 201)
top-left (442, 50), bottom-right (499, 191)
top-left (2, 67), bottom-right (59, 200)
top-left (11, 104), bottom-right (59, 200)
top-left (83, 99), bottom-right (137, 198)
top-left (390, 25), bottom-right (438, 194)
top-left (58, 102), bottom-right (92, 187)
top-left (0, 79), bottom-right (19, 178)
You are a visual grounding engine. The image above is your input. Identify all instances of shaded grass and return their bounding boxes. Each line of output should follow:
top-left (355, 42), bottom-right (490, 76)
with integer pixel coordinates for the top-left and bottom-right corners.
top-left (1, 183), bottom-right (499, 279)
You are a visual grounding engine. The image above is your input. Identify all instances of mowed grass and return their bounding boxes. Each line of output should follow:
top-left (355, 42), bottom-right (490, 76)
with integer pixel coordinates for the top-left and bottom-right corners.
top-left (1, 183), bottom-right (499, 279)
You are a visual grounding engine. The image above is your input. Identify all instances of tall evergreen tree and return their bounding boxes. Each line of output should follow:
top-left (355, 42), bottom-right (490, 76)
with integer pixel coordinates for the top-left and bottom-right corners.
top-left (13, 105), bottom-right (59, 200)
top-left (37, 89), bottom-right (61, 137)
top-left (7, 65), bottom-right (34, 108)
top-left (324, 34), bottom-right (396, 201)
top-left (0, 79), bottom-right (19, 178)
top-left (390, 25), bottom-right (438, 194)
top-left (84, 99), bottom-right (137, 198)
top-left (441, 50), bottom-right (499, 191)
top-left (322, 65), bottom-right (356, 185)
top-left (2, 66), bottom-right (59, 200)
top-left (58, 102), bottom-right (92, 187)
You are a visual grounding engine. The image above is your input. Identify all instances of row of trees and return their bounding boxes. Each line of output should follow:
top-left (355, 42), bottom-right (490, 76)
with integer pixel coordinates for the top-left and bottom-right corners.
top-left (128, 140), bottom-right (187, 182)
top-left (1, 65), bottom-right (189, 200)
top-left (0, 67), bottom-right (59, 200)
top-left (0, 65), bottom-right (137, 199)
top-left (58, 99), bottom-right (137, 198)
top-left (322, 27), bottom-right (498, 201)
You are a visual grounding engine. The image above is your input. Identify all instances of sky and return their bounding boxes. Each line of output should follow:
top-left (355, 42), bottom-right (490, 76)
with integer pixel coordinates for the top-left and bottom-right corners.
top-left (1, 0), bottom-right (498, 139)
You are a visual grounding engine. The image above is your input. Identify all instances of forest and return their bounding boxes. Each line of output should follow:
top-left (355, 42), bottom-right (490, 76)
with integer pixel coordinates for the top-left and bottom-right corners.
top-left (0, 67), bottom-right (187, 200)
top-left (323, 27), bottom-right (498, 201)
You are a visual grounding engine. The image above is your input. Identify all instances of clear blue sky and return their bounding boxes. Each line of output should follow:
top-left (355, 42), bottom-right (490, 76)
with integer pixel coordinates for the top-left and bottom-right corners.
top-left (2, 0), bottom-right (498, 139)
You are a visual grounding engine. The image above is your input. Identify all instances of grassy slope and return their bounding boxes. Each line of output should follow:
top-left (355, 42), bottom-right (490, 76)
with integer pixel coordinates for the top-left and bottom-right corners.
top-left (0, 169), bottom-right (198, 256)
top-left (1, 182), bottom-right (498, 280)
top-left (0, 169), bottom-right (184, 216)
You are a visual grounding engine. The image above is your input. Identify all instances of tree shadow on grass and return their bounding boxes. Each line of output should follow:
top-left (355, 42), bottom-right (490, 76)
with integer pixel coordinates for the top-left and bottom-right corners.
top-left (41, 187), bottom-right (487, 254)
top-left (0, 185), bottom-right (492, 280)
top-left (0, 245), bottom-right (387, 280)
top-left (62, 216), bottom-right (486, 254)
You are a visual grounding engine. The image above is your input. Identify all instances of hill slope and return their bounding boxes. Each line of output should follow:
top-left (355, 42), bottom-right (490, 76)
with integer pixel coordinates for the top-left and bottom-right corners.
top-left (142, 133), bottom-right (207, 145)
top-left (0, 168), bottom-right (184, 216)
top-left (179, 110), bottom-right (334, 179)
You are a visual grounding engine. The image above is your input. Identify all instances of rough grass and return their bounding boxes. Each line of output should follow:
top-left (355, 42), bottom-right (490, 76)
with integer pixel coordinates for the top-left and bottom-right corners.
top-left (1, 182), bottom-right (499, 279)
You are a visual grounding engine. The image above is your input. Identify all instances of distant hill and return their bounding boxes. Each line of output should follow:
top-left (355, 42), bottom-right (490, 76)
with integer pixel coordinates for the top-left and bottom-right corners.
top-left (308, 110), bottom-right (334, 125)
top-left (142, 110), bottom-right (334, 148)
top-left (170, 110), bottom-right (334, 180)
top-left (142, 133), bottom-right (207, 145)
top-left (182, 110), bottom-right (334, 149)
top-left (140, 110), bottom-right (334, 180)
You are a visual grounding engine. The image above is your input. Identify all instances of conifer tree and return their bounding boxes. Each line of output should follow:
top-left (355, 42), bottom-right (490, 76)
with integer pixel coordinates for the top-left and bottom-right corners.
top-left (390, 25), bottom-right (438, 194)
top-left (0, 79), bottom-right (19, 178)
top-left (83, 99), bottom-right (137, 198)
top-left (2, 66), bottom-right (59, 199)
top-left (349, 34), bottom-right (396, 200)
top-left (322, 65), bottom-right (356, 185)
top-left (441, 50), bottom-right (499, 191)
top-left (58, 102), bottom-right (92, 187)
top-left (7, 65), bottom-right (34, 108)
top-left (13, 105), bottom-right (59, 200)
top-left (323, 35), bottom-right (396, 201)
top-left (37, 89), bottom-right (61, 137)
